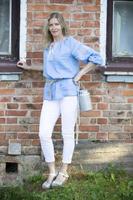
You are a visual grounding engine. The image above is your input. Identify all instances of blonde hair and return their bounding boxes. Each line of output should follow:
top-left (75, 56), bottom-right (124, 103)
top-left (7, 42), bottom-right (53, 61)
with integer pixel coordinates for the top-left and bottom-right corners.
top-left (44, 12), bottom-right (69, 48)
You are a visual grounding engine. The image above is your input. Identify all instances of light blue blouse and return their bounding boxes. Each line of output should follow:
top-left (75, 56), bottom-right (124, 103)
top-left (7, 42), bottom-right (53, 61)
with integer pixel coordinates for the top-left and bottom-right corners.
top-left (43, 36), bottom-right (103, 100)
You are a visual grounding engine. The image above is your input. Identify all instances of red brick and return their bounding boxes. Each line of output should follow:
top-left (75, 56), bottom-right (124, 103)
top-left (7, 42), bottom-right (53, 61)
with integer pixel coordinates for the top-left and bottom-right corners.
top-left (54, 126), bottom-right (61, 132)
top-left (0, 97), bottom-right (11, 102)
top-left (29, 125), bottom-right (39, 132)
top-left (29, 20), bottom-right (44, 27)
top-left (77, 29), bottom-right (92, 36)
top-left (33, 12), bottom-right (49, 20)
top-left (80, 125), bottom-right (99, 132)
top-left (5, 110), bottom-right (27, 116)
top-left (0, 89), bottom-right (15, 95)
top-left (28, 4), bottom-right (45, 11)
top-left (29, 134), bottom-right (39, 139)
top-left (72, 13), bottom-right (95, 20)
top-left (32, 139), bottom-right (40, 146)
top-left (97, 132), bottom-right (108, 140)
top-left (27, 52), bottom-right (43, 59)
top-left (54, 133), bottom-right (62, 139)
top-left (32, 82), bottom-right (44, 88)
top-left (94, 29), bottom-right (100, 36)
top-left (0, 118), bottom-right (5, 124)
top-left (0, 139), bottom-right (8, 145)
top-left (20, 103), bottom-right (42, 110)
top-left (0, 111), bottom-right (4, 116)
top-left (128, 98), bottom-right (133, 103)
top-left (127, 83), bottom-right (133, 89)
top-left (13, 97), bottom-right (30, 102)
top-left (69, 29), bottom-right (77, 36)
top-left (27, 12), bottom-right (32, 20)
top-left (31, 111), bottom-right (41, 117)
top-left (5, 125), bottom-right (28, 132)
top-left (43, 5), bottom-right (69, 12)
top-left (77, 0), bottom-right (94, 3)
top-left (82, 21), bottom-right (100, 28)
top-left (70, 21), bottom-right (82, 28)
top-left (28, 0), bottom-right (48, 3)
top-left (17, 133), bottom-right (29, 139)
top-left (0, 133), bottom-right (6, 140)
top-left (83, 5), bottom-right (100, 12)
top-left (84, 36), bottom-right (99, 43)
top-left (7, 103), bottom-right (19, 109)
top-left (83, 82), bottom-right (102, 89)
top-left (0, 126), bottom-right (5, 132)
top-left (33, 28), bottom-right (43, 35)
top-left (97, 103), bottom-right (108, 110)
top-left (79, 133), bottom-right (88, 139)
top-left (96, 0), bottom-right (100, 5)
top-left (123, 90), bottom-right (133, 96)
top-left (20, 139), bottom-right (31, 146)
top-left (124, 126), bottom-right (133, 132)
top-left (6, 133), bottom-right (17, 140)
top-left (109, 132), bottom-right (131, 140)
top-left (50, 0), bottom-right (74, 3)
top-left (6, 117), bottom-right (17, 124)
top-left (32, 96), bottom-right (43, 103)
top-left (91, 96), bottom-right (102, 103)
top-left (97, 118), bottom-right (107, 124)
top-left (81, 111), bottom-right (101, 117)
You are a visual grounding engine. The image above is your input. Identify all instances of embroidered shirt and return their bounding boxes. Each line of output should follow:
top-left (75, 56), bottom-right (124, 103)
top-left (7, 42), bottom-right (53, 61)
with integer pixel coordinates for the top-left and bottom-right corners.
top-left (43, 36), bottom-right (103, 100)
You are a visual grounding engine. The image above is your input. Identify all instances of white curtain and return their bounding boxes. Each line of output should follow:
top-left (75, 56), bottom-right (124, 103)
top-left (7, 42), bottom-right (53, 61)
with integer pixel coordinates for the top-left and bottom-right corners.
top-left (113, 1), bottom-right (133, 57)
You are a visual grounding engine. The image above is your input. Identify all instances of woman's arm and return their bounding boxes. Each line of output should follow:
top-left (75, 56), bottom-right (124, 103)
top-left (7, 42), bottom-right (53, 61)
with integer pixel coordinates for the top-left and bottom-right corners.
top-left (74, 62), bottom-right (96, 82)
top-left (17, 60), bottom-right (43, 71)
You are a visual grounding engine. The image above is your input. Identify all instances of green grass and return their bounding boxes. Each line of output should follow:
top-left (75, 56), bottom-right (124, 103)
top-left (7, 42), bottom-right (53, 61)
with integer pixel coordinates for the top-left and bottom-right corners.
top-left (0, 165), bottom-right (133, 200)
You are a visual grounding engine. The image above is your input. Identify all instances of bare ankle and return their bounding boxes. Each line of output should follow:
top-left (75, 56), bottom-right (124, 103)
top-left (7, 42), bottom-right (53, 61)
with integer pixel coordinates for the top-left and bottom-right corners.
top-left (60, 163), bottom-right (68, 174)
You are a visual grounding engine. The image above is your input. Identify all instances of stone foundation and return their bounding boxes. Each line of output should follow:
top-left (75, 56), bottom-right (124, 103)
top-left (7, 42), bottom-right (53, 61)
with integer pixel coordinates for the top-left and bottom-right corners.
top-left (0, 141), bottom-right (132, 186)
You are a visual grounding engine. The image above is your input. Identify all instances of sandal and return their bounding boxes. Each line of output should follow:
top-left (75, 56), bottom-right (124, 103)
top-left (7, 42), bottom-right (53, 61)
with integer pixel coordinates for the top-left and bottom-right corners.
top-left (51, 172), bottom-right (69, 187)
top-left (42, 173), bottom-right (57, 189)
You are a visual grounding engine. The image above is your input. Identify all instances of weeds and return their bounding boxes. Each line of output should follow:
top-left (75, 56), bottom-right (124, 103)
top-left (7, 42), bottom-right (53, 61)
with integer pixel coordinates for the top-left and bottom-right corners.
top-left (0, 165), bottom-right (132, 200)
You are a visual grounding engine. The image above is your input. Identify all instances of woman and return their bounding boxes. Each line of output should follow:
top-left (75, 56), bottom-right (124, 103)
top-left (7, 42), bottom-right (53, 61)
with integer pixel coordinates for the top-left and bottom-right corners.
top-left (17, 12), bottom-right (103, 189)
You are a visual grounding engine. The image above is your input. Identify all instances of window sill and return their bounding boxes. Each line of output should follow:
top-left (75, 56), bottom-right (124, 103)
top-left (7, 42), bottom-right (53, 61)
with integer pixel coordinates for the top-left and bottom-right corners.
top-left (103, 62), bottom-right (133, 73)
top-left (0, 63), bottom-right (22, 81)
top-left (96, 63), bottom-right (133, 83)
top-left (0, 62), bottom-right (22, 74)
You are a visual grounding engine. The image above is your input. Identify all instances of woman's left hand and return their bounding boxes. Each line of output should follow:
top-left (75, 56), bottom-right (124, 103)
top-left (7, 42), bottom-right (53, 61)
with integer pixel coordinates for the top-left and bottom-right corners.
top-left (73, 75), bottom-right (81, 84)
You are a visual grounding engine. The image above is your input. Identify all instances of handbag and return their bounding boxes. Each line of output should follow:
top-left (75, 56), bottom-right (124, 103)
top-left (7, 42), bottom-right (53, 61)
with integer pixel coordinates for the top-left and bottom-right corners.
top-left (77, 81), bottom-right (92, 112)
top-left (78, 89), bottom-right (92, 111)
top-left (75, 81), bottom-right (92, 144)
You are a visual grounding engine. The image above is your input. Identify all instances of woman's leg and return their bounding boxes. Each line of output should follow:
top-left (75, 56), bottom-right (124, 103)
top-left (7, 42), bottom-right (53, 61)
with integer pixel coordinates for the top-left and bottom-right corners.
top-left (39, 100), bottom-right (60, 186)
top-left (52, 96), bottom-right (78, 186)
top-left (61, 96), bottom-right (78, 165)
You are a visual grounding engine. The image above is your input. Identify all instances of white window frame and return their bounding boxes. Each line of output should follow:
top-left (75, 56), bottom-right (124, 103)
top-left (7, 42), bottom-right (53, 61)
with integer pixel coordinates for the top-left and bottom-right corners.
top-left (100, 0), bottom-right (107, 66)
top-left (19, 0), bottom-right (27, 61)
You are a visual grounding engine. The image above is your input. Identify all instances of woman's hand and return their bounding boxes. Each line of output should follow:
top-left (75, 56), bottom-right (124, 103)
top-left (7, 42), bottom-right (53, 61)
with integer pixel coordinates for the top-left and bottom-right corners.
top-left (17, 59), bottom-right (28, 70)
top-left (74, 63), bottom-right (96, 83)
top-left (17, 59), bottom-right (43, 71)
top-left (73, 75), bottom-right (80, 83)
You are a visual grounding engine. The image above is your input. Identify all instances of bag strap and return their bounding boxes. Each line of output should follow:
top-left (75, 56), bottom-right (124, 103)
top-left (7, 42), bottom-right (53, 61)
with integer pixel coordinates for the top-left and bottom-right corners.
top-left (75, 101), bottom-right (80, 145)
top-left (75, 81), bottom-right (81, 145)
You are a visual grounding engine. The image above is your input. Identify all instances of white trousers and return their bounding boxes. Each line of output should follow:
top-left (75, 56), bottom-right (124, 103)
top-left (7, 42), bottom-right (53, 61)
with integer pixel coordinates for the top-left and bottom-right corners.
top-left (39, 96), bottom-right (78, 164)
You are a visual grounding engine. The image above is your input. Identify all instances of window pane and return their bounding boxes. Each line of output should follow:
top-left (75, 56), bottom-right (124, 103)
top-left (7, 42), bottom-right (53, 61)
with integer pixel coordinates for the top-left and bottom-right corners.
top-left (0, 0), bottom-right (11, 55)
top-left (113, 1), bottom-right (133, 57)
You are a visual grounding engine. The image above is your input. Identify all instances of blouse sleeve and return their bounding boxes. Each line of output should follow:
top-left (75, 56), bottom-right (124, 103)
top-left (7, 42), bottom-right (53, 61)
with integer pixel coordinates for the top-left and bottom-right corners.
top-left (70, 37), bottom-right (103, 65)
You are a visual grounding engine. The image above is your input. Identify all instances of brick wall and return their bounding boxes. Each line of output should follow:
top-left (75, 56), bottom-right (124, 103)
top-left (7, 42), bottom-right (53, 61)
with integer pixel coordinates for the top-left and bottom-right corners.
top-left (0, 0), bottom-right (133, 185)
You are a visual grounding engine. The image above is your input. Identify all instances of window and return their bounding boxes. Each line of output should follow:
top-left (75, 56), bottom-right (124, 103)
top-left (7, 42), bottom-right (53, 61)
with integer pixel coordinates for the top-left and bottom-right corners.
top-left (0, 0), bottom-right (20, 72)
top-left (106, 0), bottom-right (133, 71)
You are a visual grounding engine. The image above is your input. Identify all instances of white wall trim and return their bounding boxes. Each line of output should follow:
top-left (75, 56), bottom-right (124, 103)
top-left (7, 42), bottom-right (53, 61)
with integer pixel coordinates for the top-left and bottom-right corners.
top-left (19, 0), bottom-right (27, 61)
top-left (100, 0), bottom-right (107, 66)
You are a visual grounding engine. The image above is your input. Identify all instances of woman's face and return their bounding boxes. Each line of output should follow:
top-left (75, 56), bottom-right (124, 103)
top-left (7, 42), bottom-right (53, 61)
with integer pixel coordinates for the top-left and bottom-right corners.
top-left (48, 17), bottom-right (63, 40)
